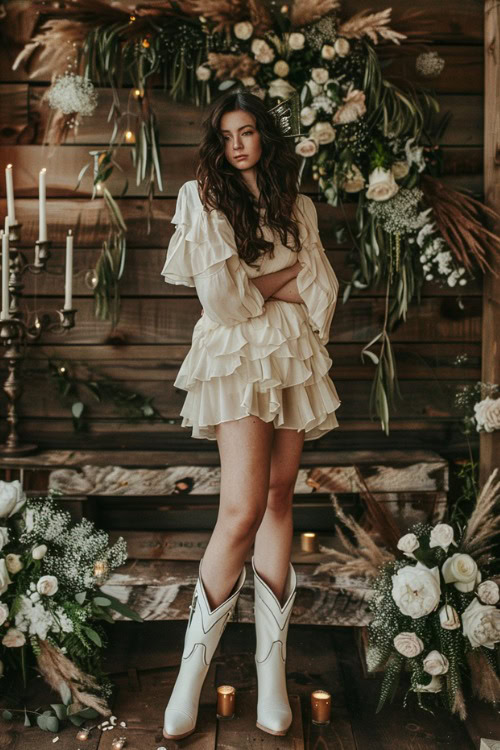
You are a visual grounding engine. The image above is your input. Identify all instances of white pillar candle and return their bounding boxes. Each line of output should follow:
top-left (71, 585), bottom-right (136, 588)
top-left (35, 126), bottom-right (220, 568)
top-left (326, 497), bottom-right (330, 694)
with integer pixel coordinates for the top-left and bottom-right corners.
top-left (1, 228), bottom-right (10, 320)
top-left (5, 164), bottom-right (16, 226)
top-left (64, 229), bottom-right (74, 309)
top-left (4, 215), bottom-right (9, 234)
top-left (39, 168), bottom-right (47, 242)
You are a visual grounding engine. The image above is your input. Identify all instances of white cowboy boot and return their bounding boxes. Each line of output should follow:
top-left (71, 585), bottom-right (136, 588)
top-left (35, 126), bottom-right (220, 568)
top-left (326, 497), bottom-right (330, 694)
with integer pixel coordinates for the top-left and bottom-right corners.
top-left (252, 556), bottom-right (297, 736)
top-left (163, 560), bottom-right (246, 740)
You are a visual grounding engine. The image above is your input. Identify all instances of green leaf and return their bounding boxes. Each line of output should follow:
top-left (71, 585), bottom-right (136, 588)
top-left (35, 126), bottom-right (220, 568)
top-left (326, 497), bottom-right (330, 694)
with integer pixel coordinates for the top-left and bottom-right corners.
top-left (72, 402), bottom-right (84, 419)
top-left (50, 703), bottom-right (67, 720)
top-left (68, 714), bottom-right (86, 726)
top-left (2, 710), bottom-right (13, 720)
top-left (82, 626), bottom-right (102, 647)
top-left (104, 594), bottom-right (144, 622)
top-left (36, 714), bottom-right (48, 730)
top-left (59, 680), bottom-right (73, 706)
top-left (93, 596), bottom-right (112, 606)
top-left (218, 79), bottom-right (236, 90)
top-left (78, 707), bottom-right (99, 719)
top-left (46, 716), bottom-right (59, 733)
top-left (23, 710), bottom-right (31, 726)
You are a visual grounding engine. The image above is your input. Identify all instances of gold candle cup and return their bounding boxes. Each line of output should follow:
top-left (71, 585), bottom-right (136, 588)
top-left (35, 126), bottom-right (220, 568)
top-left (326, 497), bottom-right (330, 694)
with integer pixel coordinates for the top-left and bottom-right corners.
top-left (301, 532), bottom-right (318, 553)
top-left (76, 727), bottom-right (90, 740)
top-left (216, 685), bottom-right (236, 719)
top-left (311, 689), bottom-right (331, 725)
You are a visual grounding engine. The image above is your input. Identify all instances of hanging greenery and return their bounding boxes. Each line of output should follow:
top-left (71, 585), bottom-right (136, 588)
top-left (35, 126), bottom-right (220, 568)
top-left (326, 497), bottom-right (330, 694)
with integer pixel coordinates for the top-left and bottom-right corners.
top-left (13, 0), bottom-right (500, 434)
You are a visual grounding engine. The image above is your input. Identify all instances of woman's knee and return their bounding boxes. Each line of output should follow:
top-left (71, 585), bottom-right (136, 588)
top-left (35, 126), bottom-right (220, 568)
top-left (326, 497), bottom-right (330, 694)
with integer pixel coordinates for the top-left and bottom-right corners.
top-left (217, 501), bottom-right (267, 540)
top-left (266, 480), bottom-right (295, 516)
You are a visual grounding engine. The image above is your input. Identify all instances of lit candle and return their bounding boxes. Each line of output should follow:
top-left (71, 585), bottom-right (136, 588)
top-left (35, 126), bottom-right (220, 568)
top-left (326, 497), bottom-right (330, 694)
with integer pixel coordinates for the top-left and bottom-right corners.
top-left (76, 727), bottom-right (90, 740)
top-left (311, 690), bottom-right (331, 725)
top-left (216, 685), bottom-right (236, 719)
top-left (64, 229), bottom-right (73, 309)
top-left (39, 168), bottom-right (47, 242)
top-left (1, 228), bottom-right (10, 320)
top-left (301, 532), bottom-right (318, 553)
top-left (5, 164), bottom-right (16, 225)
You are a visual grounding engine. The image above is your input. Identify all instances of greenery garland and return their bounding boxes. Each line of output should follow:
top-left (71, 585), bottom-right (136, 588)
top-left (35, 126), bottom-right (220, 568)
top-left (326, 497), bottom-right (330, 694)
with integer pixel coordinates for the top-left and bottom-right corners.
top-left (14, 0), bottom-right (500, 434)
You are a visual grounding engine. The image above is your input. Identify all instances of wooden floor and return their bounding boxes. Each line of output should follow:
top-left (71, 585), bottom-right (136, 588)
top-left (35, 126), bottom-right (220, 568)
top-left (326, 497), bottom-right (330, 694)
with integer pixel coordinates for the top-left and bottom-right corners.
top-left (2, 623), bottom-right (499, 749)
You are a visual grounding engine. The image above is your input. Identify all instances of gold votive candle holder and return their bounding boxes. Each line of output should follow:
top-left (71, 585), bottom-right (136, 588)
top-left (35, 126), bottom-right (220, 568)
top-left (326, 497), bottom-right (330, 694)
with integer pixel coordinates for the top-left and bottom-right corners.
top-left (111, 738), bottom-right (127, 750)
top-left (216, 685), bottom-right (236, 719)
top-left (76, 727), bottom-right (90, 740)
top-left (301, 532), bottom-right (318, 553)
top-left (311, 689), bottom-right (331, 725)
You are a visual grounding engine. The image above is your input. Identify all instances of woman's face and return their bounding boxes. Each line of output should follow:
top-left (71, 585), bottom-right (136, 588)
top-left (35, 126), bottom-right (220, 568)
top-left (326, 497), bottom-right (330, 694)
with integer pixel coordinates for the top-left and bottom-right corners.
top-left (220, 109), bottom-right (262, 173)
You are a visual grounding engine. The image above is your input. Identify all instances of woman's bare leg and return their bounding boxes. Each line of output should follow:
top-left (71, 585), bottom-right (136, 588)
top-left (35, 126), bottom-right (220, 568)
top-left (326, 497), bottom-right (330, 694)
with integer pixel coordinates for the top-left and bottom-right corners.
top-left (201, 415), bottom-right (275, 610)
top-left (253, 427), bottom-right (305, 603)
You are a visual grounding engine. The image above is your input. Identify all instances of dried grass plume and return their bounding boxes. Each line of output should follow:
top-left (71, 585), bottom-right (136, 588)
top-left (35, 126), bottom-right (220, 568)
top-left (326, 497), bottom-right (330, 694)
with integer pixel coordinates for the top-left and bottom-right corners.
top-left (338, 8), bottom-right (407, 45)
top-left (461, 468), bottom-right (500, 567)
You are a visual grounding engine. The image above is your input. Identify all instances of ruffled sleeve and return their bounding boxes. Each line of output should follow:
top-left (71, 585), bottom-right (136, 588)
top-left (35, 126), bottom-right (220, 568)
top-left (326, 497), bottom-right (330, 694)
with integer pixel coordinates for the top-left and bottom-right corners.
top-left (161, 181), bottom-right (265, 326)
top-left (295, 194), bottom-right (340, 345)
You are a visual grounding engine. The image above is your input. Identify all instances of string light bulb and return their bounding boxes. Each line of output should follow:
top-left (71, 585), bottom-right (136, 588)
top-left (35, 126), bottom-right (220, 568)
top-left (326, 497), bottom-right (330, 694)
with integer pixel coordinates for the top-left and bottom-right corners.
top-left (125, 130), bottom-right (134, 142)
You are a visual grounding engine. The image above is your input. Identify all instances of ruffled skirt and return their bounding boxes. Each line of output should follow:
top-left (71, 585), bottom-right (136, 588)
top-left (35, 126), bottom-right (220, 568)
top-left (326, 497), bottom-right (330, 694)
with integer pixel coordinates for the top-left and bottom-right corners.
top-left (174, 300), bottom-right (341, 441)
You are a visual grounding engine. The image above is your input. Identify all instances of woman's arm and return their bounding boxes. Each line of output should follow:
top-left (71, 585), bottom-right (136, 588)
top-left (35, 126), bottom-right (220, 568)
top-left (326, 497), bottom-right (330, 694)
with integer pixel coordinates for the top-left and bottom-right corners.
top-left (267, 278), bottom-right (304, 303)
top-left (249, 263), bottom-right (302, 301)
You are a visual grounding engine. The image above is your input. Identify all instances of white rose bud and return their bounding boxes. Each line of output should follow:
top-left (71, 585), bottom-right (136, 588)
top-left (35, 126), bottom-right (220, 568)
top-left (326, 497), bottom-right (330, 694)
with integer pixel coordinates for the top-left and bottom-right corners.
top-left (321, 44), bottom-right (336, 60)
top-left (438, 604), bottom-right (461, 630)
top-left (397, 533), bottom-right (420, 559)
top-left (442, 553), bottom-right (481, 593)
top-left (5, 554), bottom-right (23, 574)
top-left (393, 632), bottom-right (424, 657)
top-left (233, 21), bottom-right (253, 40)
top-left (300, 106), bottom-right (317, 126)
top-left (273, 60), bottom-right (290, 78)
top-left (0, 527), bottom-right (9, 551)
top-left (2, 627), bottom-right (26, 648)
top-left (429, 523), bottom-right (456, 553)
top-left (423, 650), bottom-right (449, 675)
top-left (196, 65), bottom-right (211, 82)
top-left (0, 602), bottom-right (9, 626)
top-left (36, 575), bottom-right (58, 597)
top-left (288, 32), bottom-right (305, 50)
top-left (477, 580), bottom-right (500, 606)
top-left (295, 138), bottom-right (318, 158)
top-left (311, 67), bottom-right (329, 85)
top-left (334, 37), bottom-right (350, 57)
top-left (32, 544), bottom-right (48, 560)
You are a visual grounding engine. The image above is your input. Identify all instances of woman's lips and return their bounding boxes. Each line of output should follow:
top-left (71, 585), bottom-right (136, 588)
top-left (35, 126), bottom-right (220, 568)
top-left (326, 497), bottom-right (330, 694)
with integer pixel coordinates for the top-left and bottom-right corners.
top-left (235, 155), bottom-right (248, 160)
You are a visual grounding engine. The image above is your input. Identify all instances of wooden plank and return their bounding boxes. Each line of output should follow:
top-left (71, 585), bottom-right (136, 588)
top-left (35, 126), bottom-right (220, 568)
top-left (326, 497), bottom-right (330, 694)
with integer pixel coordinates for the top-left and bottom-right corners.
top-left (378, 45), bottom-right (483, 94)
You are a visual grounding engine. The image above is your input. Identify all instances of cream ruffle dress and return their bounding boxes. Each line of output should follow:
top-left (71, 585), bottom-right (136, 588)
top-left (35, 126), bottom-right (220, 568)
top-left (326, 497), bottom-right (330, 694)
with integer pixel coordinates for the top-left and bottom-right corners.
top-left (161, 180), bottom-right (342, 441)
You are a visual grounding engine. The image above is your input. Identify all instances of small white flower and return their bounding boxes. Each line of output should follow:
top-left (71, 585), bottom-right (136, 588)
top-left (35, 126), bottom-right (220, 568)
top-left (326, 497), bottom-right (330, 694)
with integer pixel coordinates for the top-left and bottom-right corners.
top-left (393, 631), bottom-right (424, 657)
top-left (273, 60), bottom-right (290, 78)
top-left (423, 650), bottom-right (449, 675)
top-left (342, 164), bottom-right (365, 193)
top-left (311, 67), bottom-right (329, 85)
top-left (288, 32), bottom-right (305, 50)
top-left (36, 575), bottom-right (59, 597)
top-left (32, 544), bottom-right (48, 560)
top-left (442, 553), bottom-right (481, 593)
top-left (233, 21), bottom-right (253, 40)
top-left (321, 44), bottom-right (336, 60)
top-left (195, 65), bottom-right (211, 81)
top-left (429, 523), bottom-right (456, 553)
top-left (334, 37), bottom-right (350, 57)
top-left (300, 106), bottom-right (317, 126)
top-left (397, 533), bottom-right (420, 559)
top-left (477, 580), bottom-right (500, 605)
top-left (46, 73), bottom-right (98, 116)
top-left (438, 604), bottom-right (461, 630)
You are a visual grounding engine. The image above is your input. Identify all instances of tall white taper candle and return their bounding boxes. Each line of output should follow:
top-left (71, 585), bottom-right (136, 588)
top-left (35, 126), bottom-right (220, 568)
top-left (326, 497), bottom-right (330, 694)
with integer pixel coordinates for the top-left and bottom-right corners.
top-left (1, 227), bottom-right (10, 320)
top-left (5, 164), bottom-right (16, 226)
top-left (39, 168), bottom-right (47, 242)
top-left (64, 229), bottom-right (74, 310)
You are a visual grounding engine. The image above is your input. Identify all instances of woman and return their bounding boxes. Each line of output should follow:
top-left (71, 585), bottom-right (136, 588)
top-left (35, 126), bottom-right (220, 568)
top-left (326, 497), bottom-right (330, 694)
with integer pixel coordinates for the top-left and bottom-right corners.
top-left (161, 89), bottom-right (341, 740)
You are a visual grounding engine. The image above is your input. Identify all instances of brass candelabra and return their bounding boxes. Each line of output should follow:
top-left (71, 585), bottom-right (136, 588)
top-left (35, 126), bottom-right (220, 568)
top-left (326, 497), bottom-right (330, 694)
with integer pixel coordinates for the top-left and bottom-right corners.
top-left (0, 221), bottom-right (77, 455)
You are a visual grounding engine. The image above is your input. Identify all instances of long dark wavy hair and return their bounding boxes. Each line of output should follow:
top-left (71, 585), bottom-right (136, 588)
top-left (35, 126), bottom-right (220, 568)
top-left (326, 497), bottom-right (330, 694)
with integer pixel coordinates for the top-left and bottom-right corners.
top-left (195, 89), bottom-right (303, 268)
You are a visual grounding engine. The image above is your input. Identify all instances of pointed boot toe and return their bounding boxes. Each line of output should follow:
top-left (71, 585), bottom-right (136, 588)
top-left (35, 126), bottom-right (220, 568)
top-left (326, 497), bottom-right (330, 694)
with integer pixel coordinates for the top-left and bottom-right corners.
top-left (163, 708), bottom-right (196, 740)
top-left (256, 705), bottom-right (292, 736)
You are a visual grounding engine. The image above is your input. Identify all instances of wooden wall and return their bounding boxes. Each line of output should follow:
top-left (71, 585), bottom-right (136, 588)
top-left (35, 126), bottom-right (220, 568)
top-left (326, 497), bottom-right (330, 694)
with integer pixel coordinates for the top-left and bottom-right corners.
top-left (0, 1), bottom-right (485, 458)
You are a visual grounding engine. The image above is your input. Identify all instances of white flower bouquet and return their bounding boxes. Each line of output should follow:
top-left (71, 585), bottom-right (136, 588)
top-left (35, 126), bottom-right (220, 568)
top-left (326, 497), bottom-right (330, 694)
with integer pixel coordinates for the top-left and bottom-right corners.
top-left (369, 512), bottom-right (500, 719)
top-left (0, 480), bottom-right (141, 734)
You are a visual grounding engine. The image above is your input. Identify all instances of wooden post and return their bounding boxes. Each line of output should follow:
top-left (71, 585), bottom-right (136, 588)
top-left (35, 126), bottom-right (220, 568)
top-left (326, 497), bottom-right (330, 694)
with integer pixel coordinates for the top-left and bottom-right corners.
top-left (480, 1), bottom-right (500, 487)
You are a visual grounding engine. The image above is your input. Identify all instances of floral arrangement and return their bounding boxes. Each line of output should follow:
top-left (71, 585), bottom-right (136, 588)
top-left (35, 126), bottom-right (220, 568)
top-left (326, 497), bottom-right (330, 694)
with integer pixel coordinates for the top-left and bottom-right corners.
top-left (316, 468), bottom-right (500, 718)
top-left (11, 0), bottom-right (500, 433)
top-left (453, 377), bottom-right (500, 436)
top-left (0, 479), bottom-right (141, 733)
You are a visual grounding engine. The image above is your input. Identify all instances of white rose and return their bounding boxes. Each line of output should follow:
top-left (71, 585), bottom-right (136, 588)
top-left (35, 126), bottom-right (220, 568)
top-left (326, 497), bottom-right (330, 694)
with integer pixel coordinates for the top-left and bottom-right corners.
top-left (0, 601), bottom-right (9, 626)
top-left (309, 121), bottom-right (336, 145)
top-left (393, 632), bottom-right (424, 657)
top-left (311, 67), bottom-right (329, 85)
top-left (295, 138), bottom-right (318, 158)
top-left (438, 604), bottom-right (461, 630)
top-left (195, 65), bottom-right (211, 82)
top-left (333, 86), bottom-right (366, 124)
top-left (32, 544), bottom-right (48, 560)
top-left (300, 106), bottom-right (317, 126)
top-left (5, 554), bottom-right (23, 574)
top-left (477, 580), bottom-right (500, 605)
top-left (391, 562), bottom-right (441, 619)
top-left (423, 650), bottom-right (449, 675)
top-left (429, 523), bottom-right (457, 553)
top-left (233, 21), bottom-right (253, 40)
top-left (2, 627), bottom-right (26, 647)
top-left (462, 598), bottom-right (500, 649)
top-left (391, 160), bottom-right (410, 179)
top-left (0, 528), bottom-right (9, 551)
top-left (366, 167), bottom-right (399, 201)
top-left (334, 37), bottom-right (350, 57)
top-left (474, 397), bottom-right (500, 433)
top-left (0, 559), bottom-right (12, 595)
top-left (442, 553), bottom-right (481, 593)
top-left (251, 38), bottom-right (275, 64)
top-left (415, 675), bottom-right (442, 693)
top-left (0, 480), bottom-right (26, 519)
top-left (288, 32), bottom-right (305, 50)
top-left (268, 78), bottom-right (296, 100)
top-left (273, 60), bottom-right (290, 78)
top-left (342, 164), bottom-right (365, 193)
top-left (240, 76), bottom-right (256, 87)
top-left (321, 44), bottom-right (336, 60)
top-left (397, 533), bottom-right (420, 559)
top-left (36, 575), bottom-right (58, 597)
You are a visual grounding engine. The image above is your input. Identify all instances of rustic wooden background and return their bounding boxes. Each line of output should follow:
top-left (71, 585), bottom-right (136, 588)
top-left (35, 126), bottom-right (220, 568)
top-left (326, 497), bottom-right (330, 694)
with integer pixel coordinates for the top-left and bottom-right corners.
top-left (0, 1), bottom-right (485, 459)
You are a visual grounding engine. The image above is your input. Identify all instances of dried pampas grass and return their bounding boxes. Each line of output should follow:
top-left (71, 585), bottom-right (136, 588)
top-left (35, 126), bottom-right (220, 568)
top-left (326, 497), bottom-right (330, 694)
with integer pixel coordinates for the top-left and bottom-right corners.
top-left (290, 0), bottom-right (341, 29)
top-left (314, 493), bottom-right (395, 581)
top-left (461, 468), bottom-right (500, 567)
top-left (207, 52), bottom-right (260, 79)
top-left (466, 649), bottom-right (500, 705)
top-left (451, 686), bottom-right (467, 721)
top-left (338, 8), bottom-right (407, 45)
top-left (420, 175), bottom-right (500, 276)
top-left (36, 638), bottom-right (112, 717)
